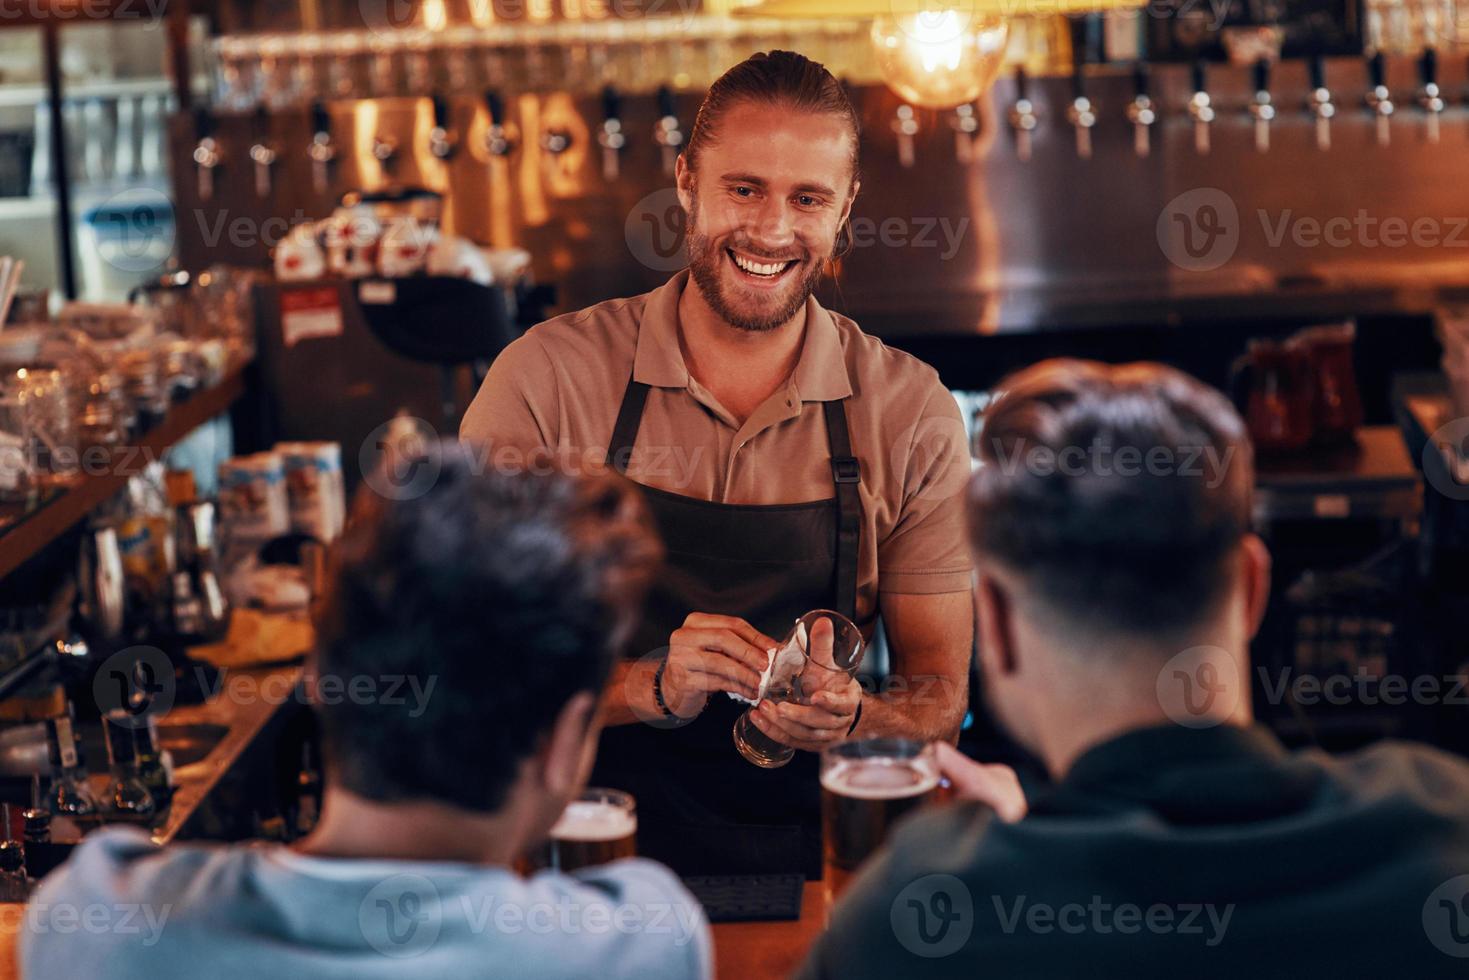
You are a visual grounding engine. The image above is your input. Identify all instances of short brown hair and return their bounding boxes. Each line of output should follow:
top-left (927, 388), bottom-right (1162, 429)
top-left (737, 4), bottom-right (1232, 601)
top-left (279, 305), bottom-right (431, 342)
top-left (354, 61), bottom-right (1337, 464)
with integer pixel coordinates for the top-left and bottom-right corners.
top-left (685, 49), bottom-right (860, 180)
top-left (968, 360), bottom-right (1253, 636)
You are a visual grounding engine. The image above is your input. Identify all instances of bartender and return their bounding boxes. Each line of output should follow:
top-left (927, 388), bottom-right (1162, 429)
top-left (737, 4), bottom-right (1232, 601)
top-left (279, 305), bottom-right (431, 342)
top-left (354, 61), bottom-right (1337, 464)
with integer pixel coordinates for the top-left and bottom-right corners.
top-left (460, 50), bottom-right (972, 877)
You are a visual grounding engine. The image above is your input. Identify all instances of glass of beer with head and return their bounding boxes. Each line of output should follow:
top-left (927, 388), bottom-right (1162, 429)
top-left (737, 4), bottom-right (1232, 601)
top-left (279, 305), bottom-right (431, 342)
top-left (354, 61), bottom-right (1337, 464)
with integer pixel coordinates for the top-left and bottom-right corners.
top-left (527, 787), bottom-right (638, 874)
top-left (821, 738), bottom-right (940, 901)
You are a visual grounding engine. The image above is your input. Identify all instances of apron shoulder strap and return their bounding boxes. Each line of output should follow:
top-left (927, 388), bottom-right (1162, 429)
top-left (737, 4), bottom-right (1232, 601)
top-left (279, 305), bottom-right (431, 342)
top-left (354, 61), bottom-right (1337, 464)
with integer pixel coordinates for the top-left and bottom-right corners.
top-left (822, 399), bottom-right (862, 623)
top-left (610, 378), bottom-right (650, 474)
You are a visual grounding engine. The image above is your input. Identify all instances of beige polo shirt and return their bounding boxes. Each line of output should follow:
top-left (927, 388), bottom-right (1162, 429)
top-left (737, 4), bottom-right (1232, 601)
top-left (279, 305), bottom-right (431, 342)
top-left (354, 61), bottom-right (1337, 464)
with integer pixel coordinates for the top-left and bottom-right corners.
top-left (460, 271), bottom-right (972, 625)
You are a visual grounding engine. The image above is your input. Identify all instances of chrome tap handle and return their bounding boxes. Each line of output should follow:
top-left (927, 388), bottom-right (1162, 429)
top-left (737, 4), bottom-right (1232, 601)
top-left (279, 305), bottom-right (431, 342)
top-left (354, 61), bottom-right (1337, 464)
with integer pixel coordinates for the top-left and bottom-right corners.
top-left (891, 104), bottom-right (918, 169)
top-left (1007, 66), bottom-right (1037, 163)
top-left (1188, 59), bottom-right (1214, 155)
top-left (308, 101), bottom-right (336, 195)
top-left (1419, 48), bottom-right (1444, 144)
top-left (1067, 65), bottom-right (1096, 160)
top-left (430, 93), bottom-right (458, 160)
top-left (191, 106), bottom-right (220, 203)
top-left (1126, 62), bottom-right (1156, 158)
top-left (1366, 51), bottom-right (1394, 147)
top-left (950, 103), bottom-right (979, 163)
top-left (654, 85), bottom-right (684, 177)
top-left (1307, 55), bottom-right (1335, 151)
top-left (598, 85), bottom-right (626, 181)
top-left (483, 90), bottom-right (515, 158)
top-left (1249, 59), bottom-right (1276, 153)
top-left (248, 105), bottom-right (278, 198)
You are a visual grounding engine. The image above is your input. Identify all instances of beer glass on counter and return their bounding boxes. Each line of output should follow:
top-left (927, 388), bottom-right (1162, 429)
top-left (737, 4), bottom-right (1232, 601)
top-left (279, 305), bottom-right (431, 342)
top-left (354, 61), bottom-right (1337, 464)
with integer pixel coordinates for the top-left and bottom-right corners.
top-left (523, 787), bottom-right (637, 874)
top-left (733, 609), bottom-right (865, 768)
top-left (821, 738), bottom-right (940, 901)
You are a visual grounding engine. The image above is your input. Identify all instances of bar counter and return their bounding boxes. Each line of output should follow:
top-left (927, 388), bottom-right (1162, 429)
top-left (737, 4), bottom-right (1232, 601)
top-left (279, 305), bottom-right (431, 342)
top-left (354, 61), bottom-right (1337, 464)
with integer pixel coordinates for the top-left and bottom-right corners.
top-left (711, 881), bottom-right (828, 978)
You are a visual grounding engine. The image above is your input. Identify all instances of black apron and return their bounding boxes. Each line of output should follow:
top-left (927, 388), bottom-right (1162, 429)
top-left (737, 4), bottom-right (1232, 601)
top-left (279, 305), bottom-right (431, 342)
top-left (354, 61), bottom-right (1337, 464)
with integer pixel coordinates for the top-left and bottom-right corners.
top-left (591, 378), bottom-right (862, 879)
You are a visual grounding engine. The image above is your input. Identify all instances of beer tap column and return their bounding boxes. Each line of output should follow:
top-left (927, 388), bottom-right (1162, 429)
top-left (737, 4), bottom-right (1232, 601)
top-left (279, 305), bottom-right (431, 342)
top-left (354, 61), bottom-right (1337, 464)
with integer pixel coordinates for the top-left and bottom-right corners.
top-left (1418, 48), bottom-right (1444, 144)
top-left (1007, 67), bottom-right (1038, 163)
top-left (1188, 60), bottom-right (1214, 155)
top-left (1067, 62), bottom-right (1096, 160)
top-left (598, 85), bottom-right (626, 181)
top-left (483, 90), bottom-right (515, 160)
top-left (1249, 59), bottom-right (1276, 153)
top-left (1307, 56), bottom-right (1335, 151)
top-left (654, 86), bottom-right (684, 178)
top-left (891, 104), bottom-right (918, 169)
top-left (248, 105), bottom-right (278, 199)
top-left (430, 94), bottom-right (459, 161)
top-left (1126, 62), bottom-right (1156, 158)
top-left (308, 101), bottom-right (337, 196)
top-left (1366, 51), bottom-right (1394, 147)
top-left (949, 102), bottom-right (979, 164)
top-left (191, 106), bottom-right (221, 203)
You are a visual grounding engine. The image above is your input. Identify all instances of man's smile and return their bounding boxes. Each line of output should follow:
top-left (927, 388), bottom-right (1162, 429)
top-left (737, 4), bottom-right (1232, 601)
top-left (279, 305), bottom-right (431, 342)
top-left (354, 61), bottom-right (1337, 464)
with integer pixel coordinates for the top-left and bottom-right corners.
top-left (725, 247), bottom-right (802, 288)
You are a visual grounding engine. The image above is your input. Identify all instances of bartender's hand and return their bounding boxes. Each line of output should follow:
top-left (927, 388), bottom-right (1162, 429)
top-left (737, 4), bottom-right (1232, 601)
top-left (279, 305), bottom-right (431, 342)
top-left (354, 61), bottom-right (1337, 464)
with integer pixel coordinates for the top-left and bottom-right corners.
top-left (750, 616), bottom-right (862, 752)
top-left (934, 742), bottom-right (1027, 823)
top-left (660, 613), bottom-right (776, 718)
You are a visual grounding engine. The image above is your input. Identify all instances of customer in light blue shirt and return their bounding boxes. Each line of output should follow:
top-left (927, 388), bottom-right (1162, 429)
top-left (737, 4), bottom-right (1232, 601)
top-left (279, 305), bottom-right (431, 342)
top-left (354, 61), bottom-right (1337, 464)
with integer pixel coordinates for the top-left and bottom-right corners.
top-left (25, 442), bottom-right (709, 980)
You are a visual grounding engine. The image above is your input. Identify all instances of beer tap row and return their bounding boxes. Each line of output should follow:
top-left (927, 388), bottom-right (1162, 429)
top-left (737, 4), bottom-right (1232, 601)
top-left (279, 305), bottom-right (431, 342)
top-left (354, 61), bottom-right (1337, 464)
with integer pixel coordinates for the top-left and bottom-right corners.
top-left (990, 49), bottom-right (1465, 164)
top-left (186, 83), bottom-right (685, 203)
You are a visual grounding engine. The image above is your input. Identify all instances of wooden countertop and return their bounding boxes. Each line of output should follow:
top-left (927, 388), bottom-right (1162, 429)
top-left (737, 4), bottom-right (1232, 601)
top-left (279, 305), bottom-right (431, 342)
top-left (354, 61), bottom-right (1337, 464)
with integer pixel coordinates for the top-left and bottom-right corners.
top-left (712, 881), bottom-right (829, 979)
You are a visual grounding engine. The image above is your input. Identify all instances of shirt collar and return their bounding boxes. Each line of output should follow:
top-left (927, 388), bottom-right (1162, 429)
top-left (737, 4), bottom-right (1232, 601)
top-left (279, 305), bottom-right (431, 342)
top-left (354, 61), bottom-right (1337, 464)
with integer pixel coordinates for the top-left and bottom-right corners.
top-left (634, 271), bottom-right (853, 402)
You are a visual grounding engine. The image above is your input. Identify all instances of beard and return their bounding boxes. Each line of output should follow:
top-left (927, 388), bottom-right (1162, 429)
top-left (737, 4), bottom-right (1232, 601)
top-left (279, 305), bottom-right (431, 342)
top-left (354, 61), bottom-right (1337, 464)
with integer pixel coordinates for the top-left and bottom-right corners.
top-left (684, 203), bottom-right (827, 334)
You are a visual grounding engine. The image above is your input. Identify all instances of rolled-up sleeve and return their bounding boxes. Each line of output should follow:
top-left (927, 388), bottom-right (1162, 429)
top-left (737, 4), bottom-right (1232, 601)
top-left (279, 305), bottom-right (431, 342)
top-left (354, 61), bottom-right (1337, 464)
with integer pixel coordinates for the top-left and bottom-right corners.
top-left (877, 386), bottom-right (973, 595)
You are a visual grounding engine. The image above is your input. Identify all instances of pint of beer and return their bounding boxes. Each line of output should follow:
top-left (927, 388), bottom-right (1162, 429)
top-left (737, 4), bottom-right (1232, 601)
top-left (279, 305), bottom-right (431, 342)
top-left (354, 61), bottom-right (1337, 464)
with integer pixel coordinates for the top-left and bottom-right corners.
top-left (528, 788), bottom-right (637, 874)
top-left (821, 739), bottom-right (939, 900)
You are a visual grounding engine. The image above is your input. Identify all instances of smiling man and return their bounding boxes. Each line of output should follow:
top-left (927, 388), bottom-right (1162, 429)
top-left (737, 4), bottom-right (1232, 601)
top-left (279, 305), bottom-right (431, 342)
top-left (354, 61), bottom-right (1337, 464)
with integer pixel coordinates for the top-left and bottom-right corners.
top-left (461, 51), bottom-right (973, 878)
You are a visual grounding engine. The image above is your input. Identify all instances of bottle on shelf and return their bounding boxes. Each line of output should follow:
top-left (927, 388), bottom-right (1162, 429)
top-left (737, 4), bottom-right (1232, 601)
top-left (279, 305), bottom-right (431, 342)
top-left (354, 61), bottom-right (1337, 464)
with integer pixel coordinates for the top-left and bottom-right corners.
top-left (0, 840), bottom-right (30, 902)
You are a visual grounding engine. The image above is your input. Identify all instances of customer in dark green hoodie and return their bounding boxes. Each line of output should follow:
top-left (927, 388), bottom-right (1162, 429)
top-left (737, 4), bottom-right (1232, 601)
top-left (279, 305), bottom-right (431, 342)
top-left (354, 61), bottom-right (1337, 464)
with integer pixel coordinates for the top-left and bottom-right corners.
top-left (802, 360), bottom-right (1469, 979)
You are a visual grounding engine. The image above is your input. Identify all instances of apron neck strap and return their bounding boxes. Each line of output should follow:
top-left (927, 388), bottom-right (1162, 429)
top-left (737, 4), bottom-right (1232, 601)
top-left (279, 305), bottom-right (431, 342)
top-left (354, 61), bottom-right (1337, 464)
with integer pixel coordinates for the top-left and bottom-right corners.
top-left (609, 378), bottom-right (650, 474)
top-left (610, 376), bottom-right (861, 622)
top-left (822, 399), bottom-right (861, 623)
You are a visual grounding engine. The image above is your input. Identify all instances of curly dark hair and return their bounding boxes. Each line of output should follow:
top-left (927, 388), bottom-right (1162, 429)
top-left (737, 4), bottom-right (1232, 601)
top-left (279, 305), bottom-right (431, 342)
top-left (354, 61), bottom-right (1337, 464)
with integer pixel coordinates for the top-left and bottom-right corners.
top-left (314, 442), bottom-right (661, 813)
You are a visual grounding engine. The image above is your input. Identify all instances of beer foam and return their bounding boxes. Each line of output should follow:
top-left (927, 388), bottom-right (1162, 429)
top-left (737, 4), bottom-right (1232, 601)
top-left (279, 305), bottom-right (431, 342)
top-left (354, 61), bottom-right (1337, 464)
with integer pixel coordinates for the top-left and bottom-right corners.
top-left (821, 760), bottom-right (940, 800)
top-left (550, 800), bottom-right (638, 842)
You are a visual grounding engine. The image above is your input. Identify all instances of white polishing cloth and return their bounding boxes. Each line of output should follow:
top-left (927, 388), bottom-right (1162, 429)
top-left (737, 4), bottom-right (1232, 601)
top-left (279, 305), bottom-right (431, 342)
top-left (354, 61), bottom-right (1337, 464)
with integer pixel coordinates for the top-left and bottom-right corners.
top-left (727, 621), bottom-right (807, 706)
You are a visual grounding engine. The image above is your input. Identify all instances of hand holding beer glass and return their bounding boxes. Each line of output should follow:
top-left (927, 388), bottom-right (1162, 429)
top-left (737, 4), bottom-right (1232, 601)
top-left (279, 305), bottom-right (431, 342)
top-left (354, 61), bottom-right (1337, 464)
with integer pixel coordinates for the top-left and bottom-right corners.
top-left (821, 739), bottom-right (940, 901)
top-left (522, 787), bottom-right (638, 874)
top-left (733, 610), bottom-right (864, 768)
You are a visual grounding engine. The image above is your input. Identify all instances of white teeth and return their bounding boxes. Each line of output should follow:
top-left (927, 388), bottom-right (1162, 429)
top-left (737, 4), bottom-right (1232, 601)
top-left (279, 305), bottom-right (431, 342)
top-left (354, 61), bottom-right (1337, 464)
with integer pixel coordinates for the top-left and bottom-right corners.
top-left (731, 252), bottom-right (790, 277)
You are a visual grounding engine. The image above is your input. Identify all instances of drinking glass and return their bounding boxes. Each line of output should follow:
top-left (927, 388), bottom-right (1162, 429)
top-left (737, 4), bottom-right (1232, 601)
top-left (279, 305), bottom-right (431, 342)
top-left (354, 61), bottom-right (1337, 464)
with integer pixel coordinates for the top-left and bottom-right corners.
top-left (821, 738), bottom-right (940, 903)
top-left (522, 788), bottom-right (637, 874)
top-left (733, 609), bottom-right (864, 769)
